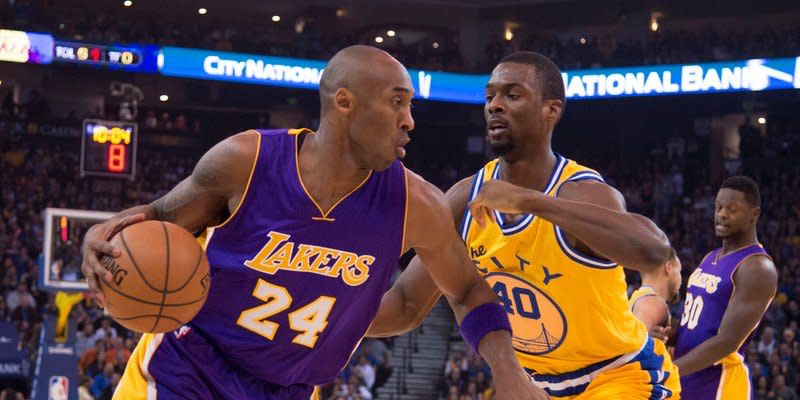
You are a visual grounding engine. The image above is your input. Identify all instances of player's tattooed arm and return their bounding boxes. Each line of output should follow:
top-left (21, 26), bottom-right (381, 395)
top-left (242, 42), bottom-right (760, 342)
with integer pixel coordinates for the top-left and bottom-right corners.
top-left (468, 179), bottom-right (671, 272)
top-left (81, 130), bottom-right (258, 306)
top-left (367, 176), bottom-right (471, 337)
top-left (674, 255), bottom-right (776, 375)
top-left (149, 130), bottom-right (258, 232)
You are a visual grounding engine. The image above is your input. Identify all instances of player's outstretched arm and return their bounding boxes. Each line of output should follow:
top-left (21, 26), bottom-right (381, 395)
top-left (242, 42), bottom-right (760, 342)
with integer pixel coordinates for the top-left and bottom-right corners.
top-left (402, 171), bottom-right (548, 400)
top-left (674, 255), bottom-right (777, 376)
top-left (468, 179), bottom-right (671, 272)
top-left (367, 177), bottom-right (472, 337)
top-left (366, 256), bottom-right (440, 337)
top-left (80, 130), bottom-right (259, 306)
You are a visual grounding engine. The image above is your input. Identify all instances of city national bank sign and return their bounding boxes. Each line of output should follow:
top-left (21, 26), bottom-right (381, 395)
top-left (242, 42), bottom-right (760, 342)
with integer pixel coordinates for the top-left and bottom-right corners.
top-left (158, 47), bottom-right (800, 103)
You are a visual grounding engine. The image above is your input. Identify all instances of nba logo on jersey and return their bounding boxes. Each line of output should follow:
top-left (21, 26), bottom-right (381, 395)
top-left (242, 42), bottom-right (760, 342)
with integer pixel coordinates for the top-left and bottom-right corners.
top-left (48, 376), bottom-right (68, 400)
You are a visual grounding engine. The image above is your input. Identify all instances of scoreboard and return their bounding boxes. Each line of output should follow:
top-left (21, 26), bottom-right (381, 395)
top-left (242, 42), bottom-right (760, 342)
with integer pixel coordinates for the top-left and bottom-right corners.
top-left (54, 41), bottom-right (141, 67)
top-left (52, 41), bottom-right (158, 72)
top-left (80, 119), bottom-right (138, 179)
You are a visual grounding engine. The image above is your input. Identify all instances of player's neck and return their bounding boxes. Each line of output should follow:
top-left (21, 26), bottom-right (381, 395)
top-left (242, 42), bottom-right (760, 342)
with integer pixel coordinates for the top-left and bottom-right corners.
top-left (498, 143), bottom-right (557, 191)
top-left (721, 230), bottom-right (758, 256)
top-left (640, 279), bottom-right (669, 302)
top-left (298, 128), bottom-right (371, 208)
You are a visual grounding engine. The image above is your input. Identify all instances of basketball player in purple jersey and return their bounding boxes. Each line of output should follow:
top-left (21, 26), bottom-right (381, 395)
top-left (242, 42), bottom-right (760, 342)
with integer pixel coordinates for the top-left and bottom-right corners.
top-left (80, 46), bottom-right (546, 400)
top-left (674, 176), bottom-right (777, 399)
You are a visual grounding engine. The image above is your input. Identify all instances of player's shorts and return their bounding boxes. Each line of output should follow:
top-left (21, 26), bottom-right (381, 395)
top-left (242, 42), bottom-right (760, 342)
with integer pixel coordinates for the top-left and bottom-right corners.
top-left (114, 327), bottom-right (316, 400)
top-left (532, 337), bottom-right (681, 399)
top-left (680, 358), bottom-right (750, 400)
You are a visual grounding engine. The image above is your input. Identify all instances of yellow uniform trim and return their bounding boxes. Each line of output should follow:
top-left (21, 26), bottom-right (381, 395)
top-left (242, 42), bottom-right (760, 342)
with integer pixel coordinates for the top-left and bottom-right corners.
top-left (293, 131), bottom-right (373, 221)
top-left (715, 353), bottom-right (751, 400)
top-left (400, 167), bottom-right (410, 252)
top-left (114, 333), bottom-right (164, 400)
top-left (208, 130), bottom-right (262, 230)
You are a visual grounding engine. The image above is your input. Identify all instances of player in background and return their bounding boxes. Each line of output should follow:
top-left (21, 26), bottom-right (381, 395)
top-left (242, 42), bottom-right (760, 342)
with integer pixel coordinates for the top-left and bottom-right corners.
top-left (629, 248), bottom-right (682, 335)
top-left (674, 176), bottom-right (777, 400)
top-left (367, 51), bottom-right (680, 399)
top-left (81, 46), bottom-right (545, 400)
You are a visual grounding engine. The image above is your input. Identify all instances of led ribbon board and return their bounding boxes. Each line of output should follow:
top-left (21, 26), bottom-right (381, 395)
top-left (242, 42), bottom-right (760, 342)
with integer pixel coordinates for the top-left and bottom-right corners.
top-left (0, 29), bottom-right (53, 64)
top-left (158, 47), bottom-right (800, 103)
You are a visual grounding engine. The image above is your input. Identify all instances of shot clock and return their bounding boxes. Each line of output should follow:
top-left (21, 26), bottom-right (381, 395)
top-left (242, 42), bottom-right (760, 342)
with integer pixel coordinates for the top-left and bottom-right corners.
top-left (80, 119), bottom-right (138, 179)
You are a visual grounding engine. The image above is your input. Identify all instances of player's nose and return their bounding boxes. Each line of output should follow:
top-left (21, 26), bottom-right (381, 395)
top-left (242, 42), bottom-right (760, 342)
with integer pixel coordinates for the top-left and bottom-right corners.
top-left (400, 110), bottom-right (414, 132)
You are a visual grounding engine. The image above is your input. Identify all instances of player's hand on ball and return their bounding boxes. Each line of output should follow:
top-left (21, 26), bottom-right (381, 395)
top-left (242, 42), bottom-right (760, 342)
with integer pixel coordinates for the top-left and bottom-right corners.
top-left (80, 213), bottom-right (146, 307)
top-left (468, 180), bottom-right (541, 226)
top-left (493, 367), bottom-right (549, 400)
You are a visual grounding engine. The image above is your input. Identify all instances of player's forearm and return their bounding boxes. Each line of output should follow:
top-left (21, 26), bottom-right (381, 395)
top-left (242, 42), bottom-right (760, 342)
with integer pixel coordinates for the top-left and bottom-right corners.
top-left (367, 289), bottom-right (423, 338)
top-left (674, 335), bottom-right (740, 376)
top-left (520, 193), bottom-right (670, 270)
top-left (367, 258), bottom-right (443, 337)
top-left (477, 330), bottom-right (521, 371)
top-left (108, 205), bottom-right (157, 223)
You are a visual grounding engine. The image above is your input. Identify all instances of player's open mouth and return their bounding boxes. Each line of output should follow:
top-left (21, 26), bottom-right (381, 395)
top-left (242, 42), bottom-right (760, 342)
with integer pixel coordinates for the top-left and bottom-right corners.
top-left (487, 119), bottom-right (508, 137)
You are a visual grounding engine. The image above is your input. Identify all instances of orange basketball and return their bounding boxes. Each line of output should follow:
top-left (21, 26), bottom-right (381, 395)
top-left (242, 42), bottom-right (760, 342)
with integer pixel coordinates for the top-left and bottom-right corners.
top-left (98, 220), bottom-right (210, 333)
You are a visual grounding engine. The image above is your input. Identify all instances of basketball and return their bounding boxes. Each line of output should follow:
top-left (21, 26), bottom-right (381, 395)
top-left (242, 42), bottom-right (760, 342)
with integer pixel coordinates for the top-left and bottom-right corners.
top-left (99, 220), bottom-right (211, 333)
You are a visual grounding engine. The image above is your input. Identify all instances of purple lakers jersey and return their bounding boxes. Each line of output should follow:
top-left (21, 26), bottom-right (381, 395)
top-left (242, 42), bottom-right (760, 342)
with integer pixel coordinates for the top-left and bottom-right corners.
top-left (194, 129), bottom-right (407, 387)
top-left (675, 243), bottom-right (769, 399)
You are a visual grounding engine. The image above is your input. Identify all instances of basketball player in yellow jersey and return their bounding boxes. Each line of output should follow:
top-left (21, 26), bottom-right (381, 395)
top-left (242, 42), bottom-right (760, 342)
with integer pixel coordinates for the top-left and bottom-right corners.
top-left (629, 249), bottom-right (682, 335)
top-left (367, 51), bottom-right (680, 399)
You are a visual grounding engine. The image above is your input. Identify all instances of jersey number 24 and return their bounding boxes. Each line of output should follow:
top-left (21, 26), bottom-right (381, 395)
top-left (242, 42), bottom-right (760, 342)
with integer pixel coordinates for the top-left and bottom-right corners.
top-left (236, 279), bottom-right (336, 348)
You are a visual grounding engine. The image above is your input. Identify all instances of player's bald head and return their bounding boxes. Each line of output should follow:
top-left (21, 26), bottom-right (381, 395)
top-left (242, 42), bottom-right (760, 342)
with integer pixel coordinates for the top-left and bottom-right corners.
top-left (320, 45), bottom-right (410, 113)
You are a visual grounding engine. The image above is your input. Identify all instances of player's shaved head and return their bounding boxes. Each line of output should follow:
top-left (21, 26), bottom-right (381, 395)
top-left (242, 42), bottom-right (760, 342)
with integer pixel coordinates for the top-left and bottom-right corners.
top-left (320, 45), bottom-right (408, 114)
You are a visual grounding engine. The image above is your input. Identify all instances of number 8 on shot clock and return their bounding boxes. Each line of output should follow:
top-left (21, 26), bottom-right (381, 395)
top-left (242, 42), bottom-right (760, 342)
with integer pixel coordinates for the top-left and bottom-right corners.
top-left (80, 119), bottom-right (138, 179)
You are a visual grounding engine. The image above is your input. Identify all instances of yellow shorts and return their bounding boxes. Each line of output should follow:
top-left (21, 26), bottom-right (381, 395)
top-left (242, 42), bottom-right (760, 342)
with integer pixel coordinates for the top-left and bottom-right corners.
top-left (533, 338), bottom-right (681, 399)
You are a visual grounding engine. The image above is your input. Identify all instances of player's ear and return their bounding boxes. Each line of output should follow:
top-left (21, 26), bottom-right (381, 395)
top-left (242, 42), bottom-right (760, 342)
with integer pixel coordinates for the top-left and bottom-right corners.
top-left (334, 88), bottom-right (355, 113)
top-left (752, 206), bottom-right (760, 222)
top-left (544, 99), bottom-right (563, 123)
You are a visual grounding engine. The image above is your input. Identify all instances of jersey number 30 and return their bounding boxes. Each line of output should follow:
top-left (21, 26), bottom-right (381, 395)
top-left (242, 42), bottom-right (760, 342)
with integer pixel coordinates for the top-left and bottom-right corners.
top-left (236, 279), bottom-right (336, 348)
top-left (680, 293), bottom-right (704, 330)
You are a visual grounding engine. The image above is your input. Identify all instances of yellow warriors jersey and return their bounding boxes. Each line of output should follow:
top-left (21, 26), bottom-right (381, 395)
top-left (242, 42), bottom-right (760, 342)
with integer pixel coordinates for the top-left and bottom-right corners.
top-left (629, 286), bottom-right (671, 327)
top-left (461, 156), bottom-right (678, 398)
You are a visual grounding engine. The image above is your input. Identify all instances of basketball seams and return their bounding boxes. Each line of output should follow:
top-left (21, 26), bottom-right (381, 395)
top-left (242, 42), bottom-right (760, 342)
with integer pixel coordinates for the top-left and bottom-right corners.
top-left (103, 221), bottom-right (210, 334)
top-left (165, 246), bottom-right (205, 294)
top-left (113, 314), bottom-right (184, 325)
top-left (151, 222), bottom-right (171, 332)
top-left (98, 279), bottom-right (206, 307)
top-left (119, 229), bottom-right (165, 294)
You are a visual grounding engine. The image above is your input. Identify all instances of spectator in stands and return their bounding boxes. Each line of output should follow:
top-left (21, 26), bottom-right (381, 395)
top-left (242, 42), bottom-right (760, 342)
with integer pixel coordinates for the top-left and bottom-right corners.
top-left (10, 293), bottom-right (40, 330)
top-left (441, 366), bottom-right (464, 398)
top-left (771, 374), bottom-right (799, 400)
top-left (75, 322), bottom-right (95, 357)
top-left (0, 296), bottom-right (7, 321)
top-left (372, 351), bottom-right (393, 396)
top-left (97, 372), bottom-right (122, 400)
top-left (346, 374), bottom-right (372, 400)
top-left (78, 376), bottom-right (93, 400)
top-left (106, 337), bottom-right (131, 371)
top-left (79, 340), bottom-right (104, 377)
top-left (90, 363), bottom-right (114, 398)
top-left (92, 318), bottom-right (118, 342)
top-left (353, 355), bottom-right (375, 391)
top-left (5, 282), bottom-right (34, 312)
top-left (760, 327), bottom-right (778, 357)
